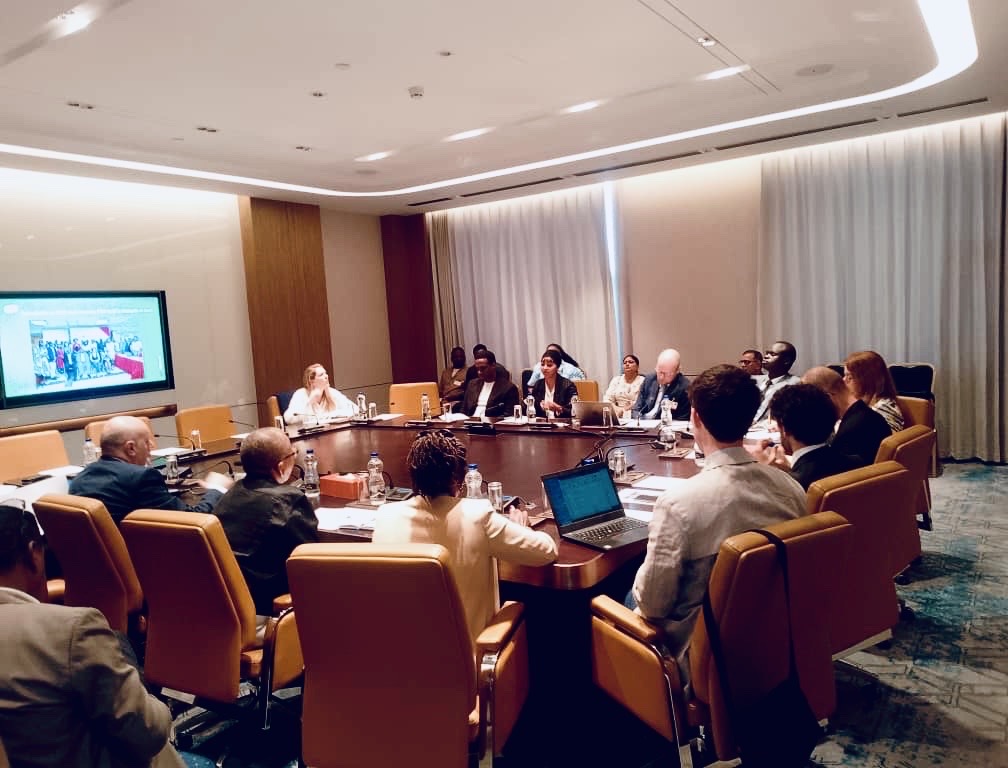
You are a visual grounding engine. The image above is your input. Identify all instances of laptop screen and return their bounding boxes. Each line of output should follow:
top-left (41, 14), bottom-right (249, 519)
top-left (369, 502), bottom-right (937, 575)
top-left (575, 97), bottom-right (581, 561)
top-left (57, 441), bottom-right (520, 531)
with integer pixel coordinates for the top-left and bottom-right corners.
top-left (542, 462), bottom-right (622, 528)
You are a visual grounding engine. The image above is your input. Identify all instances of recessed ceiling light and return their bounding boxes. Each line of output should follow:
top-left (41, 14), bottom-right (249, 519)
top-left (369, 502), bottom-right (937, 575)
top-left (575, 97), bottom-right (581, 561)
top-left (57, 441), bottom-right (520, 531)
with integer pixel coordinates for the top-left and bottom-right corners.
top-left (333, 62), bottom-right (351, 70)
top-left (796, 64), bottom-right (834, 77)
top-left (65, 101), bottom-right (95, 110)
top-left (697, 65), bottom-right (751, 81)
top-left (355, 151), bottom-right (392, 162)
top-left (697, 36), bottom-right (717, 47)
top-left (295, 145), bottom-right (312, 152)
top-left (55, 9), bottom-right (93, 35)
top-left (438, 50), bottom-right (453, 57)
top-left (26, 234), bottom-right (36, 240)
top-left (311, 91), bottom-right (326, 98)
top-left (196, 126), bottom-right (218, 133)
top-left (444, 127), bottom-right (493, 142)
top-left (562, 100), bottom-right (604, 114)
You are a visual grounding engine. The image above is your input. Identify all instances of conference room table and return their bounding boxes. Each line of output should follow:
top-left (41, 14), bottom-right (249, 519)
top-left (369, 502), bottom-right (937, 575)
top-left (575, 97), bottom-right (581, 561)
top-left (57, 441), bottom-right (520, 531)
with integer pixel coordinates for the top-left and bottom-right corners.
top-left (186, 416), bottom-right (701, 754)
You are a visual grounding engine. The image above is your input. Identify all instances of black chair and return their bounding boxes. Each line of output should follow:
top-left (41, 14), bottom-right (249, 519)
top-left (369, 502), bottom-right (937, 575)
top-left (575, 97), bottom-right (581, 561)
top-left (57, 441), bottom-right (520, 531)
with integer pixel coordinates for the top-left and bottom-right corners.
top-left (826, 364), bottom-right (844, 377)
top-left (888, 364), bottom-right (934, 401)
top-left (520, 368), bottom-right (533, 396)
top-left (275, 389), bottom-right (296, 415)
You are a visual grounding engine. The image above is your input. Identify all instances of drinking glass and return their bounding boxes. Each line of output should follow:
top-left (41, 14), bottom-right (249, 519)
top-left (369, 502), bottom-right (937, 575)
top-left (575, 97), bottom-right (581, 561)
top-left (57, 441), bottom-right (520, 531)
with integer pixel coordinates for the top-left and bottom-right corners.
top-left (488, 481), bottom-right (504, 513)
top-left (631, 409), bottom-right (641, 427)
top-left (602, 407), bottom-right (613, 429)
top-left (367, 402), bottom-right (378, 420)
top-left (513, 404), bottom-right (523, 423)
top-left (190, 429), bottom-right (202, 449)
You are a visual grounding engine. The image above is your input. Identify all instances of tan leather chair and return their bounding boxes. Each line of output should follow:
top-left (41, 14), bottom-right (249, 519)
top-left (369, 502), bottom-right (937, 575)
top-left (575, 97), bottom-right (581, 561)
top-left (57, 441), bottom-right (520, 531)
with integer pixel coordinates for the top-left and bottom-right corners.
top-left (573, 379), bottom-right (600, 401)
top-left (897, 393), bottom-right (940, 478)
top-left (265, 396), bottom-right (281, 425)
top-left (287, 543), bottom-right (530, 768)
top-left (175, 404), bottom-right (234, 443)
top-left (876, 424), bottom-right (936, 531)
top-left (84, 416), bottom-right (155, 448)
top-left (33, 494), bottom-right (144, 636)
top-left (388, 382), bottom-right (441, 417)
top-left (807, 461), bottom-right (918, 656)
top-left (0, 431), bottom-right (69, 483)
top-left (591, 512), bottom-right (852, 763)
top-left (0, 733), bottom-right (9, 768)
top-left (120, 510), bottom-right (302, 728)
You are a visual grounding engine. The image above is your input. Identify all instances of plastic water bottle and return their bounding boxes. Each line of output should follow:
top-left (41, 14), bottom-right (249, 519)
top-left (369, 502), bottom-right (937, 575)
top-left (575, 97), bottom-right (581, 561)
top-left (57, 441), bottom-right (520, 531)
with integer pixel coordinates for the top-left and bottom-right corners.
top-left (465, 463), bottom-right (483, 498)
top-left (525, 395), bottom-right (536, 421)
top-left (82, 437), bottom-right (98, 465)
top-left (303, 449), bottom-right (320, 492)
top-left (659, 399), bottom-right (677, 448)
top-left (356, 393), bottom-right (367, 419)
top-left (367, 452), bottom-right (385, 501)
top-left (569, 395), bottom-right (581, 428)
top-left (421, 393), bottom-right (432, 421)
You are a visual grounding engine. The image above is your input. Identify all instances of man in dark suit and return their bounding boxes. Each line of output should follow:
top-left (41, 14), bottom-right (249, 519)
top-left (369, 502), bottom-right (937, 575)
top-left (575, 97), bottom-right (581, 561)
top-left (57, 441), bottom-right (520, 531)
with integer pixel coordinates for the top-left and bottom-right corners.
top-left (69, 415), bottom-right (231, 524)
top-left (804, 366), bottom-right (891, 466)
top-left (758, 383), bottom-right (860, 489)
top-left (633, 348), bottom-right (690, 420)
top-left (0, 502), bottom-right (185, 768)
top-left (461, 349), bottom-right (520, 417)
top-left (464, 343), bottom-right (509, 386)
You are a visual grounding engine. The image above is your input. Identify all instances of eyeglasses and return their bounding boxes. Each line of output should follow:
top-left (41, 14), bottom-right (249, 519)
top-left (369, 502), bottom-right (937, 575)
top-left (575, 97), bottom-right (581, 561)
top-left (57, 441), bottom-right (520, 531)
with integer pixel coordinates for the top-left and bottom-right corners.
top-left (281, 450), bottom-right (297, 461)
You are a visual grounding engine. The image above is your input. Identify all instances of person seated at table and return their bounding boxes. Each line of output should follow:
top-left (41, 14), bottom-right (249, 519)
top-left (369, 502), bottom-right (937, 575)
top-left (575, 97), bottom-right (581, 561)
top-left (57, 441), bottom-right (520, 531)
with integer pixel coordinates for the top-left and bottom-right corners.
top-left (464, 343), bottom-right (510, 386)
top-left (0, 502), bottom-right (186, 768)
top-left (843, 350), bottom-right (904, 433)
top-left (213, 428), bottom-right (318, 638)
top-left (460, 349), bottom-right (520, 418)
top-left (633, 348), bottom-right (690, 420)
top-left (603, 353), bottom-right (645, 417)
top-left (372, 430), bottom-right (557, 649)
top-left (283, 363), bottom-right (357, 425)
top-left (803, 366), bottom-right (892, 466)
top-left (69, 416), bottom-right (231, 525)
top-left (629, 365), bottom-right (805, 668)
top-left (754, 383), bottom-right (860, 489)
top-left (526, 342), bottom-right (586, 389)
top-left (530, 348), bottom-right (579, 419)
top-left (738, 348), bottom-right (765, 381)
top-left (438, 346), bottom-right (469, 411)
top-left (751, 340), bottom-right (800, 424)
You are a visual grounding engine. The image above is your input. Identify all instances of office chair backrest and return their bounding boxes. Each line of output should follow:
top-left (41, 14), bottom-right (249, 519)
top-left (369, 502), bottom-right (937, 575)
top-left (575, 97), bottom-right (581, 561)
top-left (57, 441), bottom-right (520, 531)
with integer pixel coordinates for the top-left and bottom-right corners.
top-left (265, 396), bottom-right (281, 425)
top-left (33, 494), bottom-right (143, 634)
top-left (388, 382), bottom-right (441, 417)
top-left (84, 416), bottom-right (155, 448)
top-left (888, 363), bottom-right (934, 400)
top-left (175, 404), bottom-right (233, 443)
top-left (876, 423), bottom-right (936, 526)
top-left (0, 430), bottom-right (69, 483)
top-left (573, 379), bottom-right (600, 401)
top-left (288, 543), bottom-right (476, 768)
top-left (0, 733), bottom-right (9, 768)
top-left (121, 509), bottom-right (258, 703)
top-left (689, 512), bottom-right (852, 760)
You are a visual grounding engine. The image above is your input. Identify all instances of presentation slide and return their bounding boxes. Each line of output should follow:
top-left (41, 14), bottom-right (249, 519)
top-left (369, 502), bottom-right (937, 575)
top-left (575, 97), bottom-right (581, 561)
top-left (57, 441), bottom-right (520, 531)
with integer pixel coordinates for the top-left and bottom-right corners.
top-left (0, 292), bottom-right (173, 407)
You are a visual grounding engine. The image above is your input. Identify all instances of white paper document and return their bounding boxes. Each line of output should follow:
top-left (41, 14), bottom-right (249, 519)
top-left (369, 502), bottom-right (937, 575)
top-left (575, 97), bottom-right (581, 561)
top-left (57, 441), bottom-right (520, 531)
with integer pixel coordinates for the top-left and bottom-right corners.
top-left (40, 465), bottom-right (85, 478)
top-left (373, 413), bottom-right (402, 421)
top-left (315, 506), bottom-right (378, 531)
top-left (440, 413), bottom-right (470, 423)
top-left (150, 446), bottom-right (191, 457)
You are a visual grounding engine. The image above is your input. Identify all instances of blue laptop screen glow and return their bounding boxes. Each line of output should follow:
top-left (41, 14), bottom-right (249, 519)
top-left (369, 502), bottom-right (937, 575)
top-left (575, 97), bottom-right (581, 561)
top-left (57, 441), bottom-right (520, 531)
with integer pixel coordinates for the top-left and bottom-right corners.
top-left (543, 463), bottom-right (622, 527)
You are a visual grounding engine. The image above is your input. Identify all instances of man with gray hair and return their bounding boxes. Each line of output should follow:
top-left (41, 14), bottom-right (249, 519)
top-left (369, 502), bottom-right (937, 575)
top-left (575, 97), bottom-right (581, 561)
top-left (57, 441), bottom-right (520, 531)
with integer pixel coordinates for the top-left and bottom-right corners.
top-left (803, 366), bottom-right (890, 466)
top-left (213, 428), bottom-right (318, 627)
top-left (69, 415), bottom-right (231, 524)
top-left (633, 348), bottom-right (690, 420)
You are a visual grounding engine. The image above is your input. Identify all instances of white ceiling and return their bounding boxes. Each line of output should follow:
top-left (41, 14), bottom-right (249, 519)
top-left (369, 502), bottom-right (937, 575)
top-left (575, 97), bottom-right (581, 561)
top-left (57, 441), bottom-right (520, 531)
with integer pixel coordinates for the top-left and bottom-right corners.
top-left (0, 0), bottom-right (1004, 214)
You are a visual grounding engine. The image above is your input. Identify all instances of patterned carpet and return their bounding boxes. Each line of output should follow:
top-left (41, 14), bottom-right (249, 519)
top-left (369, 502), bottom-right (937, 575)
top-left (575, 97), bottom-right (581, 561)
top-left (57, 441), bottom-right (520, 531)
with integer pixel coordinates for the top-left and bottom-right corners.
top-left (180, 462), bottom-right (1008, 767)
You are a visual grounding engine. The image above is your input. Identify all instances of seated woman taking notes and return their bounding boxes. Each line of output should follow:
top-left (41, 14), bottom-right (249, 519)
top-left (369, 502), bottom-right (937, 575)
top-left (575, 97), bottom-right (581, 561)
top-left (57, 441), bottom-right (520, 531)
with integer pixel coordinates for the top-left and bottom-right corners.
top-left (530, 349), bottom-right (579, 418)
top-left (283, 363), bottom-right (357, 425)
top-left (372, 430), bottom-right (557, 649)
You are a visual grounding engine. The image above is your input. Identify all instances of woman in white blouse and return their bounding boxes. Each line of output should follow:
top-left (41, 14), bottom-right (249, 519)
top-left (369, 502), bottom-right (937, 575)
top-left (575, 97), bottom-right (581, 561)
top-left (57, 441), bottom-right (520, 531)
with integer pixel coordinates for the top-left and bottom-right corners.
top-left (283, 363), bottom-right (357, 425)
top-left (603, 354), bottom-right (645, 417)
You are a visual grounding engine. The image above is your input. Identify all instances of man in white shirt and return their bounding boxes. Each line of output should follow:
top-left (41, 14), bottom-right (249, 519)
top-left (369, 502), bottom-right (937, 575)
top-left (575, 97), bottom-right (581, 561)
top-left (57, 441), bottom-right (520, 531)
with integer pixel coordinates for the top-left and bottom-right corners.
top-left (460, 349), bottom-right (520, 418)
top-left (751, 340), bottom-right (800, 424)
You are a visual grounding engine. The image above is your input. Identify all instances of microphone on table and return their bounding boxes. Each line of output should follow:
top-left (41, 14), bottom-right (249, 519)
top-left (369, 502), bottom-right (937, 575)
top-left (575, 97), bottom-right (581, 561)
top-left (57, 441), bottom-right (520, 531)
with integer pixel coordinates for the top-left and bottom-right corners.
top-left (153, 433), bottom-right (196, 448)
top-left (579, 435), bottom-right (611, 466)
top-left (228, 419), bottom-right (258, 432)
top-left (197, 459), bottom-right (235, 479)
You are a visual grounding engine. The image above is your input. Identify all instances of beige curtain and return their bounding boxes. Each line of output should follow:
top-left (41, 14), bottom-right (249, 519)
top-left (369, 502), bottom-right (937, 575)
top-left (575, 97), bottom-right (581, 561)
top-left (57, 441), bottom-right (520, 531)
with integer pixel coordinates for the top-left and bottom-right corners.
top-left (427, 211), bottom-right (463, 371)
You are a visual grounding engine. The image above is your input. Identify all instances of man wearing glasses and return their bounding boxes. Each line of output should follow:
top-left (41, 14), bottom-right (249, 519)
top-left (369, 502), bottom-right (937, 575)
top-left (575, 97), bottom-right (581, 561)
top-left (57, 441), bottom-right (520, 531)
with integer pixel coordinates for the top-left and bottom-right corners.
top-left (0, 501), bottom-right (185, 767)
top-left (213, 428), bottom-right (318, 637)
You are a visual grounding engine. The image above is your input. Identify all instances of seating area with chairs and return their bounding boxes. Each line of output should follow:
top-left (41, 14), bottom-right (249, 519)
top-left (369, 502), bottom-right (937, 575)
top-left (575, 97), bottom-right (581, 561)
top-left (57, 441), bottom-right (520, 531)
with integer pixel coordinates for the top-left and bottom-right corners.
top-left (389, 381), bottom-right (441, 417)
top-left (876, 424), bottom-right (938, 531)
top-left (287, 542), bottom-right (530, 768)
top-left (573, 379), bottom-right (600, 401)
top-left (0, 430), bottom-right (68, 483)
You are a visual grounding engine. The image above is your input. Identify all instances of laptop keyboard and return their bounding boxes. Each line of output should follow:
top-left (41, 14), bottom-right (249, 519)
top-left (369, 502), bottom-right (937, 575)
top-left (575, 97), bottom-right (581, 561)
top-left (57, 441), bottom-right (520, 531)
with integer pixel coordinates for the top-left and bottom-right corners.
top-left (570, 516), bottom-right (647, 542)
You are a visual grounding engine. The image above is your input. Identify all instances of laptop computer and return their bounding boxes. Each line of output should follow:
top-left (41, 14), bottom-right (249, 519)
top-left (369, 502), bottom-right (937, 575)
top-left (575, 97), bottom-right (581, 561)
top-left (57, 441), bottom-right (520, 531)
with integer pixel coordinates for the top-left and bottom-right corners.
top-left (541, 461), bottom-right (650, 551)
top-left (570, 400), bottom-right (615, 428)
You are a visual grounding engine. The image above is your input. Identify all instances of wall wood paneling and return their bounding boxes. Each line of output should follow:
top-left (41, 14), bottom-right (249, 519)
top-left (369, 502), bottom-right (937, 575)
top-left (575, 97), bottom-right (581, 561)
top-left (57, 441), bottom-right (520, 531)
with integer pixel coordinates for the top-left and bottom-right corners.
top-left (380, 214), bottom-right (436, 383)
top-left (239, 197), bottom-right (333, 426)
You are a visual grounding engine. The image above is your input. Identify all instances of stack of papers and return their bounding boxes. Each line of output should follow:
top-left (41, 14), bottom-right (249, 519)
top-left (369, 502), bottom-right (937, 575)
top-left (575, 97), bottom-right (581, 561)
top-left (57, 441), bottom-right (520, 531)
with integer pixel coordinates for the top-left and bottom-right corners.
top-left (315, 506), bottom-right (378, 532)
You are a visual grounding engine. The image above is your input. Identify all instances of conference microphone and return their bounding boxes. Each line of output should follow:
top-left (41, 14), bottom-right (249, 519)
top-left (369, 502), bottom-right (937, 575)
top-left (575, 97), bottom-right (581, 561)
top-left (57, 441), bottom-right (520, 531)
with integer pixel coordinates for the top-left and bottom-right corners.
top-left (197, 459), bottom-right (234, 479)
top-left (229, 419), bottom-right (258, 431)
top-left (153, 433), bottom-right (196, 448)
top-left (579, 435), bottom-right (611, 467)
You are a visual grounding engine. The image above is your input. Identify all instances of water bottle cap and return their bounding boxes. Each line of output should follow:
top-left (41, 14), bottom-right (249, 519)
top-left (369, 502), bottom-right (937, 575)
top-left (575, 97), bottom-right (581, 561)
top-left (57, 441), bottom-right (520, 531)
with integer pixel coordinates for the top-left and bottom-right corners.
top-left (85, 437), bottom-right (93, 443)
top-left (468, 463), bottom-right (477, 469)
top-left (371, 451), bottom-right (379, 457)
top-left (306, 449), bottom-right (314, 455)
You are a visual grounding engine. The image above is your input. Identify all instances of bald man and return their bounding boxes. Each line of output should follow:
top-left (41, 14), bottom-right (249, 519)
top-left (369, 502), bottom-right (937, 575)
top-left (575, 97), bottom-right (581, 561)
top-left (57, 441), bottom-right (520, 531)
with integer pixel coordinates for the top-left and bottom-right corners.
top-left (633, 348), bottom-right (690, 420)
top-left (803, 366), bottom-right (891, 466)
top-left (69, 416), bottom-right (231, 524)
top-left (213, 428), bottom-right (318, 623)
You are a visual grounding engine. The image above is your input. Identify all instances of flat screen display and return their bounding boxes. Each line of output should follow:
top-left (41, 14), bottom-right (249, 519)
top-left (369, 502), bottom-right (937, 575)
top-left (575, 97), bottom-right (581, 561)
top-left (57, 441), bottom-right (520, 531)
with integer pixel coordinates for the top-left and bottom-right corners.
top-left (0, 291), bottom-right (174, 409)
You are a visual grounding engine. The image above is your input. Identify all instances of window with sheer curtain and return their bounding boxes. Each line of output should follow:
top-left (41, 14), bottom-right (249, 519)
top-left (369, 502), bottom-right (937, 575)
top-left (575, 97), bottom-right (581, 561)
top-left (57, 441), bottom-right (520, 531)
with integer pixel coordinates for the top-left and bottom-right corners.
top-left (428, 184), bottom-right (618, 388)
top-left (757, 113), bottom-right (1007, 461)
